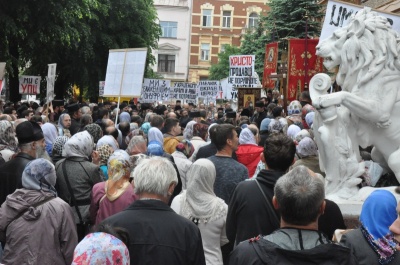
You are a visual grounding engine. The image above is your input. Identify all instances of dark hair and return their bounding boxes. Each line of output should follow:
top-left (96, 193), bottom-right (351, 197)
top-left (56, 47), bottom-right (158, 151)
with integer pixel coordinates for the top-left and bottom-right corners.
top-left (263, 133), bottom-right (296, 171)
top-left (164, 118), bottom-right (179, 133)
top-left (95, 224), bottom-right (130, 247)
top-left (150, 115), bottom-right (164, 128)
top-left (214, 124), bottom-right (235, 151)
top-left (300, 91), bottom-right (312, 102)
top-left (199, 110), bottom-right (207, 119)
top-left (3, 107), bottom-right (14, 114)
top-left (209, 125), bottom-right (218, 143)
top-left (119, 121), bottom-right (130, 136)
top-left (30, 115), bottom-right (42, 123)
top-left (21, 109), bottom-right (33, 118)
top-left (131, 115), bottom-right (142, 126)
top-left (98, 108), bottom-right (109, 119)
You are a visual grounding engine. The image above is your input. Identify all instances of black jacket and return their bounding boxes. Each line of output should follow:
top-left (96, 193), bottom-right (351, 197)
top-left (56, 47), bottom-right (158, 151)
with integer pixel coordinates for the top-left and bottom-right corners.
top-left (0, 153), bottom-right (35, 205)
top-left (226, 169), bottom-right (284, 245)
top-left (102, 200), bottom-right (206, 265)
top-left (196, 142), bottom-right (237, 160)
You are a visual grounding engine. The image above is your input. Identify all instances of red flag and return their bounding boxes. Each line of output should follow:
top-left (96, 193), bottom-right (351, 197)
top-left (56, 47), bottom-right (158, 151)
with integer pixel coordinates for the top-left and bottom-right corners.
top-left (287, 39), bottom-right (324, 101)
top-left (262, 42), bottom-right (278, 89)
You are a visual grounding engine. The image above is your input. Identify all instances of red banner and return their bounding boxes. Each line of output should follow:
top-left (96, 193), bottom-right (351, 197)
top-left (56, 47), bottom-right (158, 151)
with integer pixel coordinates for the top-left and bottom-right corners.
top-left (287, 39), bottom-right (324, 101)
top-left (262, 42), bottom-right (278, 89)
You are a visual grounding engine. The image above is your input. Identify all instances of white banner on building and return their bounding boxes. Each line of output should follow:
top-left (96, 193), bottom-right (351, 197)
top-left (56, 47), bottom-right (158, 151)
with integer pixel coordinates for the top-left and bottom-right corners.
top-left (320, 0), bottom-right (400, 42)
top-left (228, 55), bottom-right (259, 88)
top-left (103, 48), bottom-right (147, 97)
top-left (170, 82), bottom-right (197, 104)
top-left (140, 79), bottom-right (170, 103)
top-left (19, 76), bottom-right (41, 95)
top-left (46, 63), bottom-right (56, 102)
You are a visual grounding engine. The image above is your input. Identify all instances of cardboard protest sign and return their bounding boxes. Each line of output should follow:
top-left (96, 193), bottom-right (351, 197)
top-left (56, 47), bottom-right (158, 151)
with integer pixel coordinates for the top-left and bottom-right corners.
top-left (46, 63), bottom-right (56, 102)
top-left (320, 0), bottom-right (400, 42)
top-left (197, 80), bottom-right (219, 98)
top-left (19, 76), bottom-right (41, 94)
top-left (103, 48), bottom-right (147, 97)
top-left (228, 55), bottom-right (259, 88)
top-left (170, 82), bottom-right (197, 104)
top-left (140, 79), bottom-right (170, 103)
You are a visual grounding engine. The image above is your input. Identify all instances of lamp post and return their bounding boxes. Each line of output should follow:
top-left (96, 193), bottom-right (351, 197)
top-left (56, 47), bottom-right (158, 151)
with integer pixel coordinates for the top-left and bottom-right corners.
top-left (304, 11), bottom-right (309, 91)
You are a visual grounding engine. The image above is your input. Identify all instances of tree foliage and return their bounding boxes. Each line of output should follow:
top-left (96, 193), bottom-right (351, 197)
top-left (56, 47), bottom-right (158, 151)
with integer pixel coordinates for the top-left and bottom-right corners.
top-left (0, 0), bottom-right (161, 102)
top-left (208, 45), bottom-right (241, 81)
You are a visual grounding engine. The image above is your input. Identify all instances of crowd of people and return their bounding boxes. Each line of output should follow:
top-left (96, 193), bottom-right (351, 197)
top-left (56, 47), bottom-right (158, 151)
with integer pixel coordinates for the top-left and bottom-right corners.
top-left (0, 90), bottom-right (399, 264)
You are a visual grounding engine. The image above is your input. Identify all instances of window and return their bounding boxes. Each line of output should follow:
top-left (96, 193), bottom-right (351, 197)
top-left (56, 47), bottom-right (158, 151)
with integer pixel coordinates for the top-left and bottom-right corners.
top-left (202, 9), bottom-right (212, 27)
top-left (222, 11), bottom-right (231, 28)
top-left (249, 13), bottom-right (259, 28)
top-left (201, 44), bottom-right (210, 60)
top-left (158, 54), bottom-right (175, 72)
top-left (160, 21), bottom-right (177, 38)
top-left (220, 44), bottom-right (227, 53)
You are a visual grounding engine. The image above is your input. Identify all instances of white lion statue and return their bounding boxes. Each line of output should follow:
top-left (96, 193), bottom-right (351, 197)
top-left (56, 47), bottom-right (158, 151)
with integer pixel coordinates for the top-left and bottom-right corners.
top-left (310, 8), bottom-right (400, 199)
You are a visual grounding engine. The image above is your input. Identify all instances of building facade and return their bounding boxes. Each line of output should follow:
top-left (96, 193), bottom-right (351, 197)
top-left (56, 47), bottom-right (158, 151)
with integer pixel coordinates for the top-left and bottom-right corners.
top-left (188, 0), bottom-right (268, 83)
top-left (152, 0), bottom-right (192, 82)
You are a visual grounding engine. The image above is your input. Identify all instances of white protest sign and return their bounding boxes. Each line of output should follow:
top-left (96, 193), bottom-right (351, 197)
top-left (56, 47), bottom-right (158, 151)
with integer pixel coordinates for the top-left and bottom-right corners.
top-left (19, 76), bottom-right (41, 94)
top-left (320, 0), bottom-right (400, 42)
top-left (216, 78), bottom-right (226, 99)
top-left (228, 55), bottom-right (259, 88)
top-left (46, 63), bottom-right (56, 102)
top-left (221, 77), bottom-right (236, 100)
top-left (197, 80), bottom-right (219, 99)
top-left (103, 48), bottom-right (147, 97)
top-left (140, 79), bottom-right (170, 103)
top-left (170, 82), bottom-right (197, 104)
top-left (99, 81), bottom-right (105, 96)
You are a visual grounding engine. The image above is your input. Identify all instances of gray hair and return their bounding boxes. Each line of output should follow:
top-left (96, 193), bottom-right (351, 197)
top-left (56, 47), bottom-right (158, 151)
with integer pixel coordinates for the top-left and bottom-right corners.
top-left (133, 156), bottom-right (178, 197)
top-left (81, 106), bottom-right (91, 115)
top-left (274, 165), bottom-right (325, 226)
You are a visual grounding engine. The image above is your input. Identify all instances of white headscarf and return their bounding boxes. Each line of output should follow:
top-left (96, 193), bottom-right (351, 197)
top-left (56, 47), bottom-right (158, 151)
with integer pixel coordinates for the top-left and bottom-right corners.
top-left (148, 127), bottom-right (163, 145)
top-left (297, 137), bottom-right (318, 158)
top-left (64, 131), bottom-right (94, 158)
top-left (180, 159), bottom-right (227, 223)
top-left (239, 128), bottom-right (256, 145)
top-left (97, 135), bottom-right (119, 150)
top-left (287, 124), bottom-right (301, 140)
top-left (183, 121), bottom-right (197, 141)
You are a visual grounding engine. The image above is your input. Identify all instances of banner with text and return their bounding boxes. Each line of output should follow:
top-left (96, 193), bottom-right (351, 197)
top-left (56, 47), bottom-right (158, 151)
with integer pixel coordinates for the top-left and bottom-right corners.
top-left (287, 39), bottom-right (324, 102)
top-left (229, 55), bottom-right (258, 88)
top-left (320, 0), bottom-right (400, 42)
top-left (197, 80), bottom-right (219, 99)
top-left (46, 63), bottom-right (56, 103)
top-left (170, 82), bottom-right (197, 104)
top-left (140, 79), bottom-right (170, 103)
top-left (19, 76), bottom-right (41, 95)
top-left (262, 43), bottom-right (278, 89)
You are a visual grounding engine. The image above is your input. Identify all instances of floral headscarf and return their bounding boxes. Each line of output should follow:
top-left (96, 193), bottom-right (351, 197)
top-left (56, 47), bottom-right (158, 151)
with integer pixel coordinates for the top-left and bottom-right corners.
top-left (126, 136), bottom-right (147, 155)
top-left (176, 140), bottom-right (195, 158)
top-left (97, 144), bottom-right (114, 166)
top-left (72, 232), bottom-right (129, 265)
top-left (0, 120), bottom-right (18, 152)
top-left (295, 129), bottom-right (311, 143)
top-left (239, 128), bottom-right (256, 145)
top-left (297, 137), bottom-right (318, 158)
top-left (52, 136), bottom-right (69, 156)
top-left (22, 158), bottom-right (57, 196)
top-left (84, 123), bottom-right (103, 144)
top-left (359, 190), bottom-right (398, 265)
top-left (64, 131), bottom-right (94, 158)
top-left (193, 123), bottom-right (209, 141)
top-left (107, 150), bottom-right (132, 182)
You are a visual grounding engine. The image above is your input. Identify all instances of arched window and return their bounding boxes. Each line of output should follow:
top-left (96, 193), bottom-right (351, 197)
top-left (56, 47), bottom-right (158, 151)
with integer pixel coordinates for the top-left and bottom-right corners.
top-left (249, 13), bottom-right (259, 28)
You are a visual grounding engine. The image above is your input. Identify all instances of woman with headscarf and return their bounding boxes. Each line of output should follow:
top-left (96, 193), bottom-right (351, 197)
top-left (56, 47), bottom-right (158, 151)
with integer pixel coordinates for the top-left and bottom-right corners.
top-left (0, 120), bottom-right (18, 161)
top-left (290, 136), bottom-right (324, 176)
top-left (140, 122), bottom-right (151, 136)
top-left (51, 136), bottom-right (69, 164)
top-left (189, 123), bottom-right (209, 161)
top-left (90, 150), bottom-right (138, 225)
top-left (41, 122), bottom-right (58, 156)
top-left (55, 131), bottom-right (104, 240)
top-left (235, 127), bottom-right (264, 177)
top-left (172, 140), bottom-right (194, 190)
top-left (72, 231), bottom-right (130, 265)
top-left (287, 124), bottom-right (301, 140)
top-left (258, 118), bottom-right (271, 148)
top-left (340, 190), bottom-right (400, 265)
top-left (84, 123), bottom-right (103, 144)
top-left (97, 144), bottom-right (114, 180)
top-left (0, 158), bottom-right (77, 264)
top-left (148, 127), bottom-right (164, 145)
top-left (183, 121), bottom-right (197, 141)
top-left (126, 135), bottom-right (147, 156)
top-left (58, 113), bottom-right (72, 137)
top-left (171, 159), bottom-right (229, 265)
top-left (97, 135), bottom-right (119, 150)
